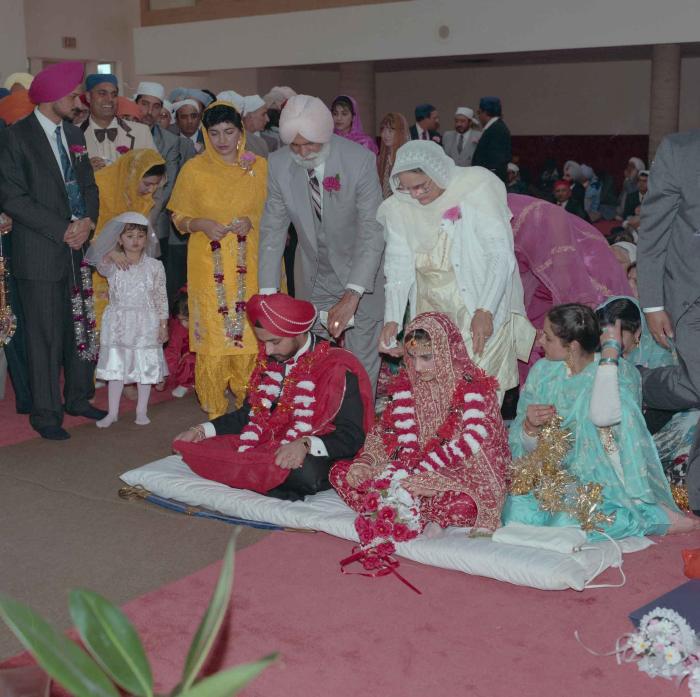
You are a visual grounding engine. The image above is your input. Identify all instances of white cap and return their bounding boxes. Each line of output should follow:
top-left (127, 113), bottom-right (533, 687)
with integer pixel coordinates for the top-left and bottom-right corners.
top-left (217, 89), bottom-right (244, 113)
top-left (172, 98), bottom-right (200, 113)
top-left (134, 81), bottom-right (165, 102)
top-left (507, 162), bottom-right (519, 173)
top-left (242, 94), bottom-right (265, 116)
top-left (455, 107), bottom-right (479, 125)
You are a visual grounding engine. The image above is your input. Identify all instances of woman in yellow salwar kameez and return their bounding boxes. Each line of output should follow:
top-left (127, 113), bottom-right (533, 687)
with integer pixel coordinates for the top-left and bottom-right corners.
top-left (91, 148), bottom-right (166, 326)
top-left (168, 100), bottom-right (268, 419)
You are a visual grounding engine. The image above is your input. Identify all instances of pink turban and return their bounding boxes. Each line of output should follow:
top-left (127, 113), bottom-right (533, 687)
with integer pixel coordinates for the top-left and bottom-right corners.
top-left (279, 95), bottom-right (333, 145)
top-left (28, 61), bottom-right (84, 105)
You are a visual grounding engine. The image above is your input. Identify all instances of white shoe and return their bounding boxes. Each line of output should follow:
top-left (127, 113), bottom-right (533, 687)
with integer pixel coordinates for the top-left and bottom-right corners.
top-left (96, 415), bottom-right (117, 428)
top-left (95, 380), bottom-right (106, 389)
top-left (135, 414), bottom-right (150, 426)
top-left (171, 385), bottom-right (189, 398)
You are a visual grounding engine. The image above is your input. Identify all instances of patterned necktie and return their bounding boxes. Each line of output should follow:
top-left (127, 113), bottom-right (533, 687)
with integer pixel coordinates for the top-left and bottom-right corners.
top-left (422, 130), bottom-right (428, 140)
top-left (457, 133), bottom-right (464, 154)
top-left (308, 170), bottom-right (322, 222)
top-left (94, 127), bottom-right (118, 143)
top-left (55, 126), bottom-right (86, 219)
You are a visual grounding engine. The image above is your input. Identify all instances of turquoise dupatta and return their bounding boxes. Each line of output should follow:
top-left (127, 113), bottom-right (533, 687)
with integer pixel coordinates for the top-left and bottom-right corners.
top-left (503, 356), bottom-right (678, 539)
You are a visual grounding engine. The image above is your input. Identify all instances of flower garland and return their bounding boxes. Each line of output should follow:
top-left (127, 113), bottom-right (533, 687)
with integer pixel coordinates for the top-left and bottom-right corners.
top-left (348, 372), bottom-right (492, 570)
top-left (71, 258), bottom-right (98, 361)
top-left (211, 232), bottom-right (247, 348)
top-left (236, 342), bottom-right (331, 452)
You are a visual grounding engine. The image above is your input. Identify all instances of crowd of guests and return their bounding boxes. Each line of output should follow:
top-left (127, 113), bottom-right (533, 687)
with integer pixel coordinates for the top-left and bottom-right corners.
top-left (1, 62), bottom-right (698, 571)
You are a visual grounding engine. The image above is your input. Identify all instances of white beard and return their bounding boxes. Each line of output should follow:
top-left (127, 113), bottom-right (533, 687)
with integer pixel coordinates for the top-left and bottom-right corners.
top-left (289, 142), bottom-right (331, 170)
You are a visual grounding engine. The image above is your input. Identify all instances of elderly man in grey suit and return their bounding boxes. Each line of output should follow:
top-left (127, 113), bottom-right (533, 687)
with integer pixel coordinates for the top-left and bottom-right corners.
top-left (258, 95), bottom-right (385, 390)
top-left (135, 81), bottom-right (196, 302)
top-left (638, 130), bottom-right (700, 517)
top-left (442, 107), bottom-right (481, 167)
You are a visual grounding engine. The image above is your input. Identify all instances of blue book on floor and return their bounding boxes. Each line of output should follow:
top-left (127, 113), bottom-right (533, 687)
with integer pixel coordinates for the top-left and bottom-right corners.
top-left (629, 580), bottom-right (700, 633)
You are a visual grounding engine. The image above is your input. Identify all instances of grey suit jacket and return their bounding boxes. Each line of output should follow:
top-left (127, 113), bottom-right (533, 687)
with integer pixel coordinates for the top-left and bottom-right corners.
top-left (638, 130), bottom-right (700, 323)
top-left (151, 124), bottom-right (180, 240)
top-left (258, 135), bottom-right (385, 318)
top-left (0, 113), bottom-right (99, 281)
top-left (442, 129), bottom-right (479, 167)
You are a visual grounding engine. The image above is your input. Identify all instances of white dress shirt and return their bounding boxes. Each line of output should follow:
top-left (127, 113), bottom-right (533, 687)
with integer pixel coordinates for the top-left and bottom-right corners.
top-left (482, 116), bottom-right (500, 132)
top-left (34, 107), bottom-right (70, 180)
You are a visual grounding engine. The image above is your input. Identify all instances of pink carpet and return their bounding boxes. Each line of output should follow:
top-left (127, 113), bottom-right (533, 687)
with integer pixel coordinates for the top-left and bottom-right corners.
top-left (7, 529), bottom-right (699, 696)
top-left (0, 381), bottom-right (174, 447)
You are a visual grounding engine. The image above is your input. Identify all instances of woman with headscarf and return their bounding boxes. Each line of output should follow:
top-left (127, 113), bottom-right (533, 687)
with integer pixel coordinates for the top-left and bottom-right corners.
top-left (509, 193), bottom-right (632, 382)
top-left (90, 148), bottom-right (166, 325)
top-left (596, 296), bottom-right (698, 500)
top-left (332, 312), bottom-right (510, 570)
top-left (168, 99), bottom-right (268, 419)
top-left (331, 94), bottom-right (378, 155)
top-left (377, 141), bottom-right (535, 403)
top-left (377, 112), bottom-right (410, 199)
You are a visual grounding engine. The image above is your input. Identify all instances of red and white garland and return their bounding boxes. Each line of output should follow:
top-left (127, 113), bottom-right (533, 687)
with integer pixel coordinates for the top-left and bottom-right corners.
top-left (236, 342), bottom-right (331, 452)
top-left (351, 372), bottom-right (493, 569)
top-left (211, 233), bottom-right (247, 348)
top-left (71, 257), bottom-right (98, 361)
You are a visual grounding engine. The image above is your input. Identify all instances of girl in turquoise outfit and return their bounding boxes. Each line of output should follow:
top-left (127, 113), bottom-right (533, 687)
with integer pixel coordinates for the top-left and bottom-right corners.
top-left (503, 303), bottom-right (697, 539)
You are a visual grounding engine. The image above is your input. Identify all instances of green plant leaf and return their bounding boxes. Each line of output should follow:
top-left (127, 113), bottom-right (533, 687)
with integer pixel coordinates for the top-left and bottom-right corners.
top-left (180, 535), bottom-right (237, 691)
top-left (176, 654), bottom-right (277, 697)
top-left (0, 595), bottom-right (120, 697)
top-left (69, 589), bottom-right (154, 697)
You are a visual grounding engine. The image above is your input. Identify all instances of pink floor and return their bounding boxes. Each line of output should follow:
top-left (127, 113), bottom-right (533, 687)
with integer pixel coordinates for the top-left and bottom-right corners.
top-left (8, 528), bottom-right (700, 697)
top-left (0, 380), bottom-right (174, 447)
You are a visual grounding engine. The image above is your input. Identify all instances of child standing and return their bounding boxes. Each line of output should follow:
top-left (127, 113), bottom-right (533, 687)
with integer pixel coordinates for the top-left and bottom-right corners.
top-left (163, 286), bottom-right (195, 398)
top-left (86, 212), bottom-right (168, 427)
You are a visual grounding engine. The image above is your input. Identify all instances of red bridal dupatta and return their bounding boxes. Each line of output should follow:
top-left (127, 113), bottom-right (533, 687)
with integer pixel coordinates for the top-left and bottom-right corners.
top-left (175, 343), bottom-right (375, 493)
top-left (332, 312), bottom-right (510, 553)
top-left (509, 194), bottom-right (632, 381)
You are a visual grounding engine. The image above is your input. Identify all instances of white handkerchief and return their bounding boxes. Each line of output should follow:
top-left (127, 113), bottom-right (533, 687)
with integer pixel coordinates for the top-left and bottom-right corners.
top-left (492, 523), bottom-right (587, 554)
top-left (318, 310), bottom-right (355, 330)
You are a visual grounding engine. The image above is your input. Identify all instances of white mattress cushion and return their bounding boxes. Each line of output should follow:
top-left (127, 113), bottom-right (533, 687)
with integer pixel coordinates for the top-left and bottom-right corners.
top-left (121, 455), bottom-right (652, 591)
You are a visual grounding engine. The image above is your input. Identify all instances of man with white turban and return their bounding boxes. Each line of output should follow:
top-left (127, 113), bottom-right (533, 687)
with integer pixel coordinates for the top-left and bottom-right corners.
top-left (442, 107), bottom-right (481, 167)
top-left (172, 98), bottom-right (204, 152)
top-left (242, 94), bottom-right (270, 158)
top-left (258, 95), bottom-right (385, 390)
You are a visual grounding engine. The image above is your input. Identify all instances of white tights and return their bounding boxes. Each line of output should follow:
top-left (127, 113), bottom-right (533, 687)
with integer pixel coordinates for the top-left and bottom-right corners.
top-left (96, 381), bottom-right (152, 428)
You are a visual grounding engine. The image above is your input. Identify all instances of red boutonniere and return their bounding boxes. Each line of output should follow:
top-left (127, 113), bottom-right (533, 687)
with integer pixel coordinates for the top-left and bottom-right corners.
top-left (442, 206), bottom-right (462, 223)
top-left (116, 145), bottom-right (130, 155)
top-left (69, 144), bottom-right (88, 160)
top-left (239, 151), bottom-right (256, 176)
top-left (432, 135), bottom-right (441, 143)
top-left (322, 174), bottom-right (341, 193)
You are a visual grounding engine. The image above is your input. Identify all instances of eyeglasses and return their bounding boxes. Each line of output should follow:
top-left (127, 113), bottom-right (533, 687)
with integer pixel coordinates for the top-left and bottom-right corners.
top-left (396, 178), bottom-right (434, 196)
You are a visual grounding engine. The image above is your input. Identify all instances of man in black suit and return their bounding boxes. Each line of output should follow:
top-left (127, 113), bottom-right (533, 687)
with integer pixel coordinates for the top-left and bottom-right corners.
top-left (0, 61), bottom-right (106, 439)
top-left (174, 293), bottom-right (371, 501)
top-left (472, 96), bottom-right (512, 183)
top-left (409, 103), bottom-right (442, 145)
top-left (553, 179), bottom-right (590, 223)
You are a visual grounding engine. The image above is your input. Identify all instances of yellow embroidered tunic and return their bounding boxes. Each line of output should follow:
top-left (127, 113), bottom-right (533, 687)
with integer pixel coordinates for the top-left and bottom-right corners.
top-left (168, 113), bottom-right (268, 416)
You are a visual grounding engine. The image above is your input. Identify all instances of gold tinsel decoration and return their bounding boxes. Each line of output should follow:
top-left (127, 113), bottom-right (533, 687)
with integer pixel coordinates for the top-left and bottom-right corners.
top-left (509, 416), bottom-right (616, 532)
top-left (671, 483), bottom-right (690, 512)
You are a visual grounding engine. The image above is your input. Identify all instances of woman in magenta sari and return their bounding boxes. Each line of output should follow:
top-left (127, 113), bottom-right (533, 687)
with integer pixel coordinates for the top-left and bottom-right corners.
top-left (509, 194), bottom-right (632, 381)
top-left (331, 94), bottom-right (378, 155)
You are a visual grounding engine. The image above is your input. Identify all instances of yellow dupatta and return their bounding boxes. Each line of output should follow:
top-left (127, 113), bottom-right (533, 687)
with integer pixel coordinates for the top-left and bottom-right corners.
top-left (168, 101), bottom-right (268, 355)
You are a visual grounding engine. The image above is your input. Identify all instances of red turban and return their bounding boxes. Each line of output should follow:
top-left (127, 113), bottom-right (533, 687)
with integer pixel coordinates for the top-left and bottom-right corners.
top-left (246, 294), bottom-right (317, 337)
top-left (554, 179), bottom-right (571, 189)
top-left (28, 61), bottom-right (84, 105)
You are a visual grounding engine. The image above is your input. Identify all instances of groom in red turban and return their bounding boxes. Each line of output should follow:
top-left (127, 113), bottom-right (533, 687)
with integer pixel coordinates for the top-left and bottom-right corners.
top-left (174, 293), bottom-right (375, 500)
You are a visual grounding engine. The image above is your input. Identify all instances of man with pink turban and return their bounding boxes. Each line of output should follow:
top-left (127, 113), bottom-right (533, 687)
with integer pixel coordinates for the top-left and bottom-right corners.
top-left (258, 95), bottom-right (385, 391)
top-left (0, 61), bottom-right (106, 439)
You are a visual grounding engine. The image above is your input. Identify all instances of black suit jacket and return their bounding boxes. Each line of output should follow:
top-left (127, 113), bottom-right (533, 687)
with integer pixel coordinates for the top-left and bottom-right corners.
top-left (211, 337), bottom-right (366, 461)
top-left (471, 119), bottom-right (512, 182)
top-left (564, 198), bottom-right (590, 223)
top-left (0, 112), bottom-right (99, 281)
top-left (409, 124), bottom-right (442, 145)
top-left (623, 190), bottom-right (641, 219)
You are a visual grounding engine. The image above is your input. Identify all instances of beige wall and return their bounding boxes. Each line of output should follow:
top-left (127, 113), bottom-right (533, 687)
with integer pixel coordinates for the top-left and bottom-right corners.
top-left (0, 0), bottom-right (28, 83)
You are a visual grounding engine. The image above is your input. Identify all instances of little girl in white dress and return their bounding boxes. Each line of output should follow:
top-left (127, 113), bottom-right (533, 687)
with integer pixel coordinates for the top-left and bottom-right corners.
top-left (86, 212), bottom-right (168, 427)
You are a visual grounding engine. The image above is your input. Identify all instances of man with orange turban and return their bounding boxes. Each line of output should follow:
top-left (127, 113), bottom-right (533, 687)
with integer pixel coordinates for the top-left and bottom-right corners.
top-left (174, 293), bottom-right (374, 500)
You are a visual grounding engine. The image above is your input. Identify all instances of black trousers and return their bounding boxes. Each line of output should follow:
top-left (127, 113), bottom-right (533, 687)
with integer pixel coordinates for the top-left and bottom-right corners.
top-left (16, 276), bottom-right (95, 430)
top-left (266, 455), bottom-right (332, 502)
top-left (166, 242), bottom-right (188, 308)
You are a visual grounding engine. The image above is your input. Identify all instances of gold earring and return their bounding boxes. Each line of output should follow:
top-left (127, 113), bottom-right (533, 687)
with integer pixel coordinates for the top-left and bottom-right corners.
top-left (565, 346), bottom-right (574, 372)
